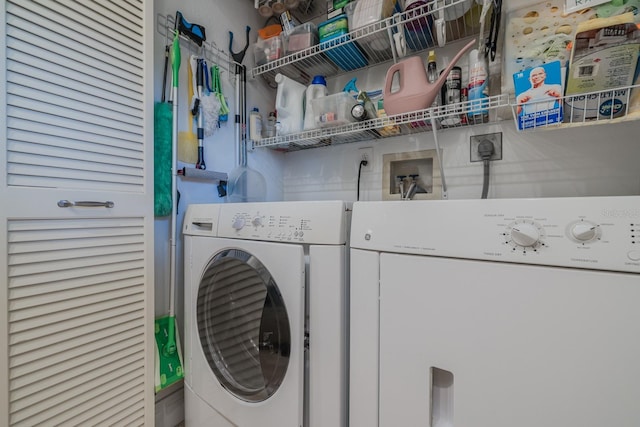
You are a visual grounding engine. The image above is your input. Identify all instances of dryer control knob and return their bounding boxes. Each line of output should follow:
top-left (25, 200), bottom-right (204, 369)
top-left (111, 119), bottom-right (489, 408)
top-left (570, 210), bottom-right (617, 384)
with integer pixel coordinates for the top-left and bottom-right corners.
top-left (510, 223), bottom-right (540, 247)
top-left (232, 217), bottom-right (246, 230)
top-left (252, 216), bottom-right (263, 227)
top-left (571, 222), bottom-right (598, 242)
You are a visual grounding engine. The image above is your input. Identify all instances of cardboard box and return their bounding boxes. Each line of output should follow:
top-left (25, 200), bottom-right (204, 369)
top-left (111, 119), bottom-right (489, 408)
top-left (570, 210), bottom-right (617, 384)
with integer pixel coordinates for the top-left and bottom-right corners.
top-left (513, 61), bottom-right (564, 130)
top-left (564, 12), bottom-right (640, 121)
top-left (327, 0), bottom-right (352, 19)
top-left (318, 15), bottom-right (368, 71)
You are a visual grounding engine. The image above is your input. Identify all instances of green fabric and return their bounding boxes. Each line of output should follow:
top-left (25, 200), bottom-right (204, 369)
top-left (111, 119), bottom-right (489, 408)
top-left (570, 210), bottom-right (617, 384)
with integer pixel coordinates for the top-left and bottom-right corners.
top-left (155, 316), bottom-right (184, 392)
top-left (172, 32), bottom-right (181, 88)
top-left (154, 102), bottom-right (172, 217)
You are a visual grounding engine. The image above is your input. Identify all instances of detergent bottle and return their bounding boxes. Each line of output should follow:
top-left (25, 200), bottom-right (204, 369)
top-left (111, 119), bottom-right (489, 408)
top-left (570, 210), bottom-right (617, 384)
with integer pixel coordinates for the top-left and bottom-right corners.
top-left (275, 73), bottom-right (306, 135)
top-left (303, 75), bottom-right (328, 130)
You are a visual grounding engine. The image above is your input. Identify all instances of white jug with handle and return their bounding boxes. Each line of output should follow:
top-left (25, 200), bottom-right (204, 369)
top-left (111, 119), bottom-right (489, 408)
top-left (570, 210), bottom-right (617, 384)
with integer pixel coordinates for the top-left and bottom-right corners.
top-left (275, 73), bottom-right (306, 135)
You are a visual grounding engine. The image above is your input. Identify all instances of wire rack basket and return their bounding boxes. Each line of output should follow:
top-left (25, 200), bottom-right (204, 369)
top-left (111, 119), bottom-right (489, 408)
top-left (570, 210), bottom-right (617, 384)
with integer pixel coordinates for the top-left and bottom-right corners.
top-left (252, 0), bottom-right (490, 84)
top-left (253, 93), bottom-right (509, 151)
top-left (511, 84), bottom-right (640, 131)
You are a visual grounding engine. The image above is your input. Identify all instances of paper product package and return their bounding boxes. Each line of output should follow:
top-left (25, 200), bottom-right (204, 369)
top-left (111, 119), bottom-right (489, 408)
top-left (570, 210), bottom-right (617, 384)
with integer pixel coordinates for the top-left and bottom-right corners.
top-left (513, 60), bottom-right (564, 130)
top-left (564, 13), bottom-right (640, 121)
top-left (502, 0), bottom-right (597, 96)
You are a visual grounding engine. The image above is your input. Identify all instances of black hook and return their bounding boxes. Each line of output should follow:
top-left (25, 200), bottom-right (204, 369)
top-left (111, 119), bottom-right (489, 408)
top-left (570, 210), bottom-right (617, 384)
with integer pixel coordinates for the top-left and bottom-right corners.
top-left (229, 26), bottom-right (251, 65)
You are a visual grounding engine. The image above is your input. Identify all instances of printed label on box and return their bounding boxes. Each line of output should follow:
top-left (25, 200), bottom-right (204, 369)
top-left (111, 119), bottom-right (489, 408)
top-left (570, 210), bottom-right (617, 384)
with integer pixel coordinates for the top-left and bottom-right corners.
top-left (564, 16), bottom-right (640, 121)
top-left (513, 61), bottom-right (564, 130)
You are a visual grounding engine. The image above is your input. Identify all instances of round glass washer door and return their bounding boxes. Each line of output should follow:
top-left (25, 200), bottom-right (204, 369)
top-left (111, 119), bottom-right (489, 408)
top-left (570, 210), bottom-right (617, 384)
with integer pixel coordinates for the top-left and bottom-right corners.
top-left (197, 248), bottom-right (291, 402)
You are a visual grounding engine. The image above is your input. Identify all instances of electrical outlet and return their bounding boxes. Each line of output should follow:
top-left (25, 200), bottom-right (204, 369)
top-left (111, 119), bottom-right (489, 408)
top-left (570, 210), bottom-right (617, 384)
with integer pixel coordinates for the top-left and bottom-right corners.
top-left (359, 147), bottom-right (373, 171)
top-left (470, 132), bottom-right (503, 162)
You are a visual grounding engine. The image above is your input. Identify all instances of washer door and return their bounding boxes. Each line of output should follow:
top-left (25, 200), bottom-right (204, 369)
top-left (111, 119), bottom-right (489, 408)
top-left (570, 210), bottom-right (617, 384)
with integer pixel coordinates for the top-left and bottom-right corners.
top-left (197, 248), bottom-right (292, 403)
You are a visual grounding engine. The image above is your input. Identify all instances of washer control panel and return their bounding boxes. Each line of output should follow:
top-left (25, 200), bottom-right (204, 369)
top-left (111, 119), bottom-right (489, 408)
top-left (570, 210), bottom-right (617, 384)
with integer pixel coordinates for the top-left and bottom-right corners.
top-left (351, 196), bottom-right (640, 273)
top-left (217, 201), bottom-right (348, 245)
top-left (503, 219), bottom-right (547, 252)
top-left (227, 210), bottom-right (313, 242)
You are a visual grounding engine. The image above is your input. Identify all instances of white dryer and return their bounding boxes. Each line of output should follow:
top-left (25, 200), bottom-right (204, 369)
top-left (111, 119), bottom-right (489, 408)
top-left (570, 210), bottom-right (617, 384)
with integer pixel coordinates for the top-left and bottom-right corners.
top-left (350, 196), bottom-right (640, 427)
top-left (183, 201), bottom-right (349, 427)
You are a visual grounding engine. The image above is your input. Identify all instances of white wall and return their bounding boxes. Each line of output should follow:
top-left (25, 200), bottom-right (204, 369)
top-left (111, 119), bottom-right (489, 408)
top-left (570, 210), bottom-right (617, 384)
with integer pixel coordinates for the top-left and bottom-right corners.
top-left (151, 0), bottom-right (640, 422)
top-left (153, 0), bottom-right (640, 323)
top-left (282, 119), bottom-right (640, 201)
top-left (153, 0), bottom-right (283, 329)
top-left (279, 24), bottom-right (640, 202)
top-left (152, 0), bottom-right (640, 337)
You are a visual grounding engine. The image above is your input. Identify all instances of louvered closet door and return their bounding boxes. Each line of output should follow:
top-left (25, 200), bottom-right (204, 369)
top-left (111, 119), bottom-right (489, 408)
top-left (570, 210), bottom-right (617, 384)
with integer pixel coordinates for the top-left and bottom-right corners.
top-left (0, 1), bottom-right (154, 426)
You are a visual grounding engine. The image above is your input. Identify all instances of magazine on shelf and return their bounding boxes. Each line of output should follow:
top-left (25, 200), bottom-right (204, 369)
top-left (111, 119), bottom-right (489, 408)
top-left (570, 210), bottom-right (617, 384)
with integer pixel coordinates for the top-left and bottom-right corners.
top-left (513, 61), bottom-right (564, 130)
top-left (564, 12), bottom-right (640, 121)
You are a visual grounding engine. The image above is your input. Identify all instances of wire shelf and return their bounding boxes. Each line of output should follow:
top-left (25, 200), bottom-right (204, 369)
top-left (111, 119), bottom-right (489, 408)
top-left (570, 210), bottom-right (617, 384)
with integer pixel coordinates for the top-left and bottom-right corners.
top-left (252, 93), bottom-right (509, 151)
top-left (511, 84), bottom-right (640, 131)
top-left (251, 0), bottom-right (489, 84)
top-left (157, 13), bottom-right (240, 79)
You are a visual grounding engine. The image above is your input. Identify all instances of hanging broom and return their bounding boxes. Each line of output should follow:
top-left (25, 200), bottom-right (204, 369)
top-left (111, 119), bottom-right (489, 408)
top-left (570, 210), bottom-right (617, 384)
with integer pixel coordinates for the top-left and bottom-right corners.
top-left (154, 28), bottom-right (184, 393)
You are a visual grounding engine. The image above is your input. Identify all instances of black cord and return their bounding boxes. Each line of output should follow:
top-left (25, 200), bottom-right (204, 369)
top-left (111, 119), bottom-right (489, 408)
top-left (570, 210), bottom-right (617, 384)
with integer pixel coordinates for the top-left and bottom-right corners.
top-left (478, 139), bottom-right (494, 199)
top-left (481, 160), bottom-right (490, 199)
top-left (357, 159), bottom-right (368, 201)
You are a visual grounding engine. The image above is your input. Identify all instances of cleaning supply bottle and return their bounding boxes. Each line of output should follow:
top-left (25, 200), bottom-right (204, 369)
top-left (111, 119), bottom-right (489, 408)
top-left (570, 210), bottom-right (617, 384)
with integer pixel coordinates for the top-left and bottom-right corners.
top-left (249, 107), bottom-right (263, 141)
top-left (426, 50), bottom-right (439, 109)
top-left (304, 75), bottom-right (329, 130)
top-left (426, 50), bottom-right (440, 129)
top-left (265, 111), bottom-right (277, 138)
top-left (467, 48), bottom-right (489, 123)
top-left (275, 73), bottom-right (306, 135)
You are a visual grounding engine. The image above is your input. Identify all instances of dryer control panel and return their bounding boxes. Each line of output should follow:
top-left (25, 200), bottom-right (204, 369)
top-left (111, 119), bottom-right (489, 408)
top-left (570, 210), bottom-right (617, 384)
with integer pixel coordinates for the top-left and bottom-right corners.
top-left (350, 196), bottom-right (640, 273)
top-left (217, 200), bottom-right (348, 245)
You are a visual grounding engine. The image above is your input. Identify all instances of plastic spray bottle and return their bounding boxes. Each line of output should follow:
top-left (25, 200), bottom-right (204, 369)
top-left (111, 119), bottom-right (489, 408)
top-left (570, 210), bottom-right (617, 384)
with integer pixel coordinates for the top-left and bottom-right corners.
top-left (467, 48), bottom-right (489, 123)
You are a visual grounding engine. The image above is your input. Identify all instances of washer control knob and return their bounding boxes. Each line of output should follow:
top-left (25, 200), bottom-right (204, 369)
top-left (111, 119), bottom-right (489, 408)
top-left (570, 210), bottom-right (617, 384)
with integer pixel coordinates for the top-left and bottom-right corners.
top-left (232, 217), bottom-right (245, 230)
top-left (252, 216), bottom-right (262, 227)
top-left (510, 223), bottom-right (540, 247)
top-left (570, 222), bottom-right (598, 242)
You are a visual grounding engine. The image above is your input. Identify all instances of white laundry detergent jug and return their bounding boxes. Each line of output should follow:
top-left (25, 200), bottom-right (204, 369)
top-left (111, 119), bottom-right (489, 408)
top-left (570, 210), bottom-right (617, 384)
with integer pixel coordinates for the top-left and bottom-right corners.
top-left (275, 73), bottom-right (306, 135)
top-left (303, 75), bottom-right (328, 130)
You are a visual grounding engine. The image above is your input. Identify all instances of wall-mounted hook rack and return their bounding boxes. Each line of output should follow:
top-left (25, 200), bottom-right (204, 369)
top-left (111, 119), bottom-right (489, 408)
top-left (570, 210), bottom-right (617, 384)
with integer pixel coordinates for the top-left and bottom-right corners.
top-left (157, 13), bottom-right (242, 81)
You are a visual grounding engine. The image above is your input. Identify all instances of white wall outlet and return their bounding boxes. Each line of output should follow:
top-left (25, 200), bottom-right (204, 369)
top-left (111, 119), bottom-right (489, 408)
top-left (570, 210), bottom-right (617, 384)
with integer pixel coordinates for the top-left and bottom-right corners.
top-left (359, 147), bottom-right (373, 171)
top-left (470, 132), bottom-right (503, 162)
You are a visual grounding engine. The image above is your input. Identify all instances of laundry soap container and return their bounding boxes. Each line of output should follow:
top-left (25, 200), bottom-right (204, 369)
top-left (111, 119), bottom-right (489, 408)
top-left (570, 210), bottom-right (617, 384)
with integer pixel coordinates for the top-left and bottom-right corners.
top-left (275, 73), bottom-right (306, 135)
top-left (303, 75), bottom-right (329, 130)
top-left (318, 14), bottom-right (368, 71)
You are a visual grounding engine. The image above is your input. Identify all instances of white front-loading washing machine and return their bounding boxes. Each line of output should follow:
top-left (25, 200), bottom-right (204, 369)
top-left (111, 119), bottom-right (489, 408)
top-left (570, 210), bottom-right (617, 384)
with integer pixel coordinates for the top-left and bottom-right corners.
top-left (183, 201), bottom-right (349, 427)
top-left (350, 196), bottom-right (640, 427)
